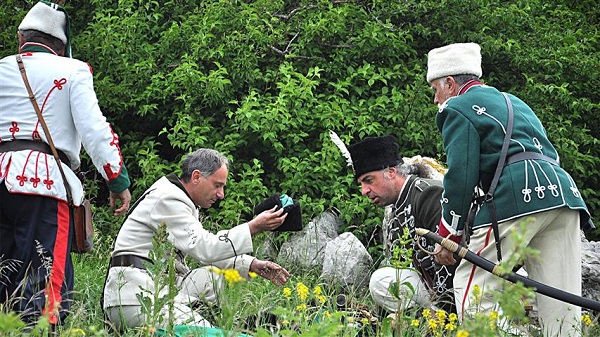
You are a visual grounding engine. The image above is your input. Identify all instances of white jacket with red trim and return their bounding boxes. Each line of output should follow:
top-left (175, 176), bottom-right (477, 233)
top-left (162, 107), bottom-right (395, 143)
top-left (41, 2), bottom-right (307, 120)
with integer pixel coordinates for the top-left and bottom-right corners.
top-left (0, 49), bottom-right (126, 206)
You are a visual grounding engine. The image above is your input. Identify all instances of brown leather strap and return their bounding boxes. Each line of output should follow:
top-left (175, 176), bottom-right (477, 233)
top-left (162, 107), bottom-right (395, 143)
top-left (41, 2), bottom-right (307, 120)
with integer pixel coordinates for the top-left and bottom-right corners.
top-left (109, 254), bottom-right (152, 270)
top-left (0, 140), bottom-right (70, 167)
top-left (16, 54), bottom-right (73, 204)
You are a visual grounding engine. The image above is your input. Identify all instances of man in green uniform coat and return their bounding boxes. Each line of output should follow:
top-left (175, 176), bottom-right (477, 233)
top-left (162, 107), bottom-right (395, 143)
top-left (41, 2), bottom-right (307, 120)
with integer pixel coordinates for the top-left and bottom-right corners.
top-left (427, 42), bottom-right (590, 337)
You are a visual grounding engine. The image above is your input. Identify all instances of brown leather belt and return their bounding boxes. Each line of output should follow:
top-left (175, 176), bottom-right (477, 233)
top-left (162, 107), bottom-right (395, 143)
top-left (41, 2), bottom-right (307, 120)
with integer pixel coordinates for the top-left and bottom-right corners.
top-left (109, 254), bottom-right (152, 270)
top-left (0, 139), bottom-right (70, 167)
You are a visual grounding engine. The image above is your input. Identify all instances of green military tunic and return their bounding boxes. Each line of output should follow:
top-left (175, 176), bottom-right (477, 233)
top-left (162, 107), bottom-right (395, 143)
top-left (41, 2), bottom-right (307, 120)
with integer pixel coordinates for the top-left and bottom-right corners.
top-left (436, 83), bottom-right (589, 235)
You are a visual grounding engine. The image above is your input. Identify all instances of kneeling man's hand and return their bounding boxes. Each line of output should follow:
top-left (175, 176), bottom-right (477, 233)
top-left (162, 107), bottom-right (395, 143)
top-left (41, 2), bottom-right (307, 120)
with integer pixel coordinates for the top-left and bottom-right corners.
top-left (250, 259), bottom-right (290, 286)
top-left (433, 243), bottom-right (457, 265)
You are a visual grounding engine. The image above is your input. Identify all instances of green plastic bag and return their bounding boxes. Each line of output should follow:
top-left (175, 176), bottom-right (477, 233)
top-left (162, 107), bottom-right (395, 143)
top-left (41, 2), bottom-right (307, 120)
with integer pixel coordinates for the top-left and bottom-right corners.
top-left (153, 325), bottom-right (252, 337)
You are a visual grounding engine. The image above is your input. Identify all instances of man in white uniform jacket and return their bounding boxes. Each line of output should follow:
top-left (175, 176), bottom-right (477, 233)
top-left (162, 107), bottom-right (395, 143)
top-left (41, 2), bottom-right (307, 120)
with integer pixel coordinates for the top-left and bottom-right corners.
top-left (0, 1), bottom-right (131, 327)
top-left (103, 148), bottom-right (290, 331)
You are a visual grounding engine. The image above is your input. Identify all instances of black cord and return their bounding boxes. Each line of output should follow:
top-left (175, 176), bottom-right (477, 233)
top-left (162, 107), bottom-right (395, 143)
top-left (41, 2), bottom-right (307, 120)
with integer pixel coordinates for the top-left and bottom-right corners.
top-left (218, 231), bottom-right (237, 269)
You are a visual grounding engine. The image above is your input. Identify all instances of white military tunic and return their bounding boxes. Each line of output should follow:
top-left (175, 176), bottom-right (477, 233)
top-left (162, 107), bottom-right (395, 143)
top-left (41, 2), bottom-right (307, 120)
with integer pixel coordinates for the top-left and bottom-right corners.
top-left (0, 47), bottom-right (127, 204)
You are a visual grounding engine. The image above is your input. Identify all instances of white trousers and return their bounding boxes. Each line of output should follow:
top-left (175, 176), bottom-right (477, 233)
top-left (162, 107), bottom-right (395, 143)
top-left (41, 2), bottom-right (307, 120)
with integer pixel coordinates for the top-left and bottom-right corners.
top-left (369, 267), bottom-right (432, 312)
top-left (454, 208), bottom-right (581, 337)
top-left (105, 267), bottom-right (222, 331)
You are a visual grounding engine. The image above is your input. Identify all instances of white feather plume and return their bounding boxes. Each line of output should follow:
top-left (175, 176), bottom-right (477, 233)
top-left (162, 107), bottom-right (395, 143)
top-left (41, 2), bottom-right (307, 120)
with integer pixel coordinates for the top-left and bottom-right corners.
top-left (329, 130), bottom-right (354, 170)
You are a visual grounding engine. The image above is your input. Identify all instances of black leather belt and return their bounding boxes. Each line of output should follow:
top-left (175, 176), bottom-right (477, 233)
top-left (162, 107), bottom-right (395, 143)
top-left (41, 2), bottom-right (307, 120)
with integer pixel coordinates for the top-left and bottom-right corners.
top-left (109, 254), bottom-right (152, 270)
top-left (0, 140), bottom-right (70, 167)
top-left (505, 151), bottom-right (559, 166)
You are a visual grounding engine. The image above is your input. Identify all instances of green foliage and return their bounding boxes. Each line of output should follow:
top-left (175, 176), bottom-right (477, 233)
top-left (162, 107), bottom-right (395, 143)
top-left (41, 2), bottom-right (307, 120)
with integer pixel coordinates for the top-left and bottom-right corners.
top-left (3, 0), bottom-right (597, 238)
top-left (0, 314), bottom-right (54, 336)
top-left (1, 0), bottom-right (599, 331)
top-left (136, 224), bottom-right (178, 332)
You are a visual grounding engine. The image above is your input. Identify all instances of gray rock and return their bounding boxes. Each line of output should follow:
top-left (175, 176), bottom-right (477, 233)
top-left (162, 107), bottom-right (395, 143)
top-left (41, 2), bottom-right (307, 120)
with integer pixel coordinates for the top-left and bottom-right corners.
top-left (320, 232), bottom-right (373, 291)
top-left (276, 210), bottom-right (342, 270)
top-left (581, 231), bottom-right (600, 302)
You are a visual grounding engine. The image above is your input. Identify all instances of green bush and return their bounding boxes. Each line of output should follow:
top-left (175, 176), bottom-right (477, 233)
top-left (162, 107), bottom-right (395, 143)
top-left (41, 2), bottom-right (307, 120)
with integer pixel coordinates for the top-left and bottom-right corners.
top-left (0, 0), bottom-right (598, 332)
top-left (5, 0), bottom-right (597, 236)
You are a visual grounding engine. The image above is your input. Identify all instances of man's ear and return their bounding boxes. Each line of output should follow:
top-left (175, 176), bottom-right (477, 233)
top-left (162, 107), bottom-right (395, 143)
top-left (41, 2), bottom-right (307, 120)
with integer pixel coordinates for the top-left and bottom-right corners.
top-left (446, 76), bottom-right (459, 94)
top-left (384, 167), bottom-right (397, 179)
top-left (192, 170), bottom-right (204, 183)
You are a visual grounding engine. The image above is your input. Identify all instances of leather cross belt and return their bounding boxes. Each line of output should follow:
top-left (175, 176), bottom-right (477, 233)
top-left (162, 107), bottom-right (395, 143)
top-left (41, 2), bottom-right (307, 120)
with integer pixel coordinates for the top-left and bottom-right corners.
top-left (0, 139), bottom-right (70, 167)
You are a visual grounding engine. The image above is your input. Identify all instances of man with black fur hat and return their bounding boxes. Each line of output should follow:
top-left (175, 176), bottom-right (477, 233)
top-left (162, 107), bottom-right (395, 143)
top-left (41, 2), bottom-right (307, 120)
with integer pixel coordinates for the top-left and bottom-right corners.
top-left (346, 135), bottom-right (458, 315)
top-left (103, 148), bottom-right (290, 331)
top-left (0, 0), bottom-right (131, 326)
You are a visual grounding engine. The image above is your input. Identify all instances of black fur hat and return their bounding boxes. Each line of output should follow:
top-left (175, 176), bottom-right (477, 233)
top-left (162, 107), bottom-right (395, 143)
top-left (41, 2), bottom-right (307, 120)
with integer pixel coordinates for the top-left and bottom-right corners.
top-left (348, 135), bottom-right (403, 179)
top-left (253, 193), bottom-right (302, 231)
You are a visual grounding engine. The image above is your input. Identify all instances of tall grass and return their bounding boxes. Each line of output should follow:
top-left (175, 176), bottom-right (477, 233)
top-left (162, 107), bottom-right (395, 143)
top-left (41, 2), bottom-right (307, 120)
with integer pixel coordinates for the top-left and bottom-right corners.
top-left (1, 221), bottom-right (598, 336)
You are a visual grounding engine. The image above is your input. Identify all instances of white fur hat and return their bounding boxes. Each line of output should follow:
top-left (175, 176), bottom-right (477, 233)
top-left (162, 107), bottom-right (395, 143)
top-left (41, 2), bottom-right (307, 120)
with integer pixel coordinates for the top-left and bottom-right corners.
top-left (18, 1), bottom-right (68, 44)
top-left (426, 42), bottom-right (482, 82)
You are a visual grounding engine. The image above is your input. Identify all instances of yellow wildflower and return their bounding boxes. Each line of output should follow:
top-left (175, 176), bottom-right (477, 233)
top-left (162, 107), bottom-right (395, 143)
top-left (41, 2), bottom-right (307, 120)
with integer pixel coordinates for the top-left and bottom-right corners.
top-left (248, 271), bottom-right (258, 278)
top-left (489, 310), bottom-right (499, 321)
top-left (313, 285), bottom-right (323, 295)
top-left (296, 282), bottom-right (309, 301)
top-left (208, 266), bottom-right (222, 274)
top-left (63, 328), bottom-right (86, 336)
top-left (223, 269), bottom-right (244, 284)
top-left (436, 309), bottom-right (447, 322)
top-left (456, 330), bottom-right (470, 337)
top-left (283, 287), bottom-right (292, 299)
top-left (422, 309), bottom-right (432, 318)
top-left (316, 294), bottom-right (326, 304)
top-left (449, 313), bottom-right (458, 323)
top-left (411, 319), bottom-right (420, 327)
top-left (296, 303), bottom-right (307, 311)
top-left (471, 284), bottom-right (482, 303)
top-left (582, 314), bottom-right (594, 326)
top-left (323, 311), bottom-right (331, 318)
top-left (361, 317), bottom-right (370, 325)
top-left (427, 318), bottom-right (438, 330)
top-left (444, 322), bottom-right (456, 331)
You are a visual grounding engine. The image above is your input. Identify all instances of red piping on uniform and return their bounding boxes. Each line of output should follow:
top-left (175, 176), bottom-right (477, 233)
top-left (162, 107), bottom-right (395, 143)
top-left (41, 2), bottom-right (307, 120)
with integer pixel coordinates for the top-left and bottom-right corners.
top-left (43, 201), bottom-right (70, 324)
top-left (461, 227), bottom-right (494, 318)
top-left (458, 80), bottom-right (482, 95)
